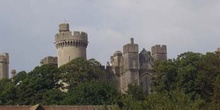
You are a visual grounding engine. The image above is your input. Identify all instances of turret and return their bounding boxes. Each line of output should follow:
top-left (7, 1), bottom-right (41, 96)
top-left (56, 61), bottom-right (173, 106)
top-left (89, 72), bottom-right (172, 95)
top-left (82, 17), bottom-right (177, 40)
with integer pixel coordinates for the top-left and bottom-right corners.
top-left (110, 51), bottom-right (123, 75)
top-left (123, 38), bottom-right (139, 70)
top-left (11, 69), bottom-right (16, 78)
top-left (151, 45), bottom-right (167, 61)
top-left (110, 51), bottom-right (123, 91)
top-left (59, 23), bottom-right (69, 32)
top-left (55, 23), bottom-right (88, 67)
top-left (0, 53), bottom-right (9, 79)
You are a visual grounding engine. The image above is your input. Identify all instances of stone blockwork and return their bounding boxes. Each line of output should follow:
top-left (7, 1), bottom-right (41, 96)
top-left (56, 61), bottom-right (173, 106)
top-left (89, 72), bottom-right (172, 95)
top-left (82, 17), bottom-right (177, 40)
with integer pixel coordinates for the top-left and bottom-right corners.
top-left (0, 53), bottom-right (9, 79)
top-left (108, 38), bottom-right (167, 93)
top-left (151, 45), bottom-right (167, 61)
top-left (55, 23), bottom-right (88, 67)
top-left (40, 56), bottom-right (58, 66)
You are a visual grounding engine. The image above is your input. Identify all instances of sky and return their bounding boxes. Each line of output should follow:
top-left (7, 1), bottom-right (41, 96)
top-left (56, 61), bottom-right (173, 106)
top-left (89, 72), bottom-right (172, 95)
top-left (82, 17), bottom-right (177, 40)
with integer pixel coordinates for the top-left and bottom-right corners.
top-left (0, 0), bottom-right (220, 73)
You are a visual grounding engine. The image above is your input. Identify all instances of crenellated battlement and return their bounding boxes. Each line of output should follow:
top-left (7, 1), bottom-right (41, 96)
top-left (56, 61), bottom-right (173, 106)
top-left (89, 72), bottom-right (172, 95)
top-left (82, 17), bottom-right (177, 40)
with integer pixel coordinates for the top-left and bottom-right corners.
top-left (55, 31), bottom-right (88, 49)
top-left (151, 45), bottom-right (167, 55)
top-left (55, 31), bottom-right (88, 42)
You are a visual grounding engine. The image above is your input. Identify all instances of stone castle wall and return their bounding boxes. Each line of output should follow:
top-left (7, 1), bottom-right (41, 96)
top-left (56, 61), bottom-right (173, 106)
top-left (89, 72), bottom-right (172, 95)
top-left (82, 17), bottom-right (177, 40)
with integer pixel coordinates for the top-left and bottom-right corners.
top-left (40, 56), bottom-right (57, 66)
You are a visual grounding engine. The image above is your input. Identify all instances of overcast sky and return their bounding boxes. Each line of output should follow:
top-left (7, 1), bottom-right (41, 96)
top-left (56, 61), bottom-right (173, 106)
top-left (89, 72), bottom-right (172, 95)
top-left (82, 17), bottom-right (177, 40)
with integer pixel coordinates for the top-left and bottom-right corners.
top-left (0, 0), bottom-right (220, 73)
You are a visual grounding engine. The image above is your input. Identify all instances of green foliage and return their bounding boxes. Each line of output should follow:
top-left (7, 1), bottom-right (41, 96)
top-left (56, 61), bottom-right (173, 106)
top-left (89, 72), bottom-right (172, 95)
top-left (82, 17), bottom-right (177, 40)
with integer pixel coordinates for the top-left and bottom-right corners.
top-left (15, 64), bottom-right (61, 105)
top-left (117, 84), bottom-right (146, 110)
top-left (196, 52), bottom-right (220, 102)
top-left (154, 52), bottom-right (203, 99)
top-left (0, 79), bottom-right (16, 105)
top-left (211, 75), bottom-right (220, 109)
top-left (153, 59), bottom-right (178, 92)
top-left (13, 71), bottom-right (27, 85)
top-left (126, 84), bottom-right (145, 101)
top-left (1, 52), bottom-right (220, 109)
top-left (62, 80), bottom-right (118, 105)
top-left (59, 58), bottom-right (106, 87)
top-left (152, 51), bottom-right (220, 109)
top-left (119, 95), bottom-right (143, 110)
top-left (41, 89), bottom-right (65, 105)
top-left (143, 90), bottom-right (204, 110)
top-left (0, 58), bottom-right (117, 105)
top-left (119, 89), bottom-right (205, 110)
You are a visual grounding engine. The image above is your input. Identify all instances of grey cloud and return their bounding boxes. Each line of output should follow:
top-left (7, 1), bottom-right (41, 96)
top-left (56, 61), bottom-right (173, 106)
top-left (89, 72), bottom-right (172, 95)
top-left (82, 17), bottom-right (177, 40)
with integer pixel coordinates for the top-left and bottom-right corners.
top-left (0, 0), bottom-right (219, 73)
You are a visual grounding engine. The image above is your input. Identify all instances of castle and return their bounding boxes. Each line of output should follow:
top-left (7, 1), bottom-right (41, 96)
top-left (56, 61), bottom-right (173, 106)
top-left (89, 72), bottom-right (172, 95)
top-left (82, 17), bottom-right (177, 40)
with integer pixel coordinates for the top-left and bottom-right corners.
top-left (0, 23), bottom-right (167, 93)
top-left (50, 23), bottom-right (167, 93)
top-left (1, 23), bottom-right (220, 95)
top-left (107, 38), bottom-right (167, 93)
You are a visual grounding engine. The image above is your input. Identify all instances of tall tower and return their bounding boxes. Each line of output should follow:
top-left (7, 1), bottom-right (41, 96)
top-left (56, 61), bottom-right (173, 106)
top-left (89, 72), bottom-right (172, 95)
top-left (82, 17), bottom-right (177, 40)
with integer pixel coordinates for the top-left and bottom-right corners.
top-left (11, 69), bottom-right (16, 78)
top-left (110, 51), bottom-right (123, 91)
top-left (121, 38), bottom-right (139, 92)
top-left (0, 53), bottom-right (9, 79)
top-left (55, 23), bottom-right (88, 67)
top-left (151, 45), bottom-right (167, 61)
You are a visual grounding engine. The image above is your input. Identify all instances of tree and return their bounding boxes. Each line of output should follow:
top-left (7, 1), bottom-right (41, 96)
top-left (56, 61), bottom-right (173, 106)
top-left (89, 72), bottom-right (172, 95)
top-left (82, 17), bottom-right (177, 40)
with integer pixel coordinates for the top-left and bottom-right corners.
top-left (62, 80), bottom-right (118, 105)
top-left (41, 89), bottom-right (65, 105)
top-left (196, 52), bottom-right (220, 102)
top-left (211, 75), bottom-right (220, 109)
top-left (15, 64), bottom-right (62, 105)
top-left (153, 52), bottom-right (203, 100)
top-left (152, 51), bottom-right (220, 109)
top-left (175, 52), bottom-right (202, 99)
top-left (126, 84), bottom-right (145, 101)
top-left (59, 58), bottom-right (107, 88)
top-left (116, 84), bottom-right (146, 110)
top-left (142, 90), bottom-right (204, 110)
top-left (13, 71), bottom-right (27, 85)
top-left (153, 59), bottom-right (178, 92)
top-left (0, 79), bottom-right (16, 105)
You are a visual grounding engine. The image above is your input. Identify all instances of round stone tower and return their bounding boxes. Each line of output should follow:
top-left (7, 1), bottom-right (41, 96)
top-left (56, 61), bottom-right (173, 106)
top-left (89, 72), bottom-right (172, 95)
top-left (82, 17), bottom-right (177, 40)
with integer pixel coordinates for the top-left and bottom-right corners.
top-left (55, 23), bottom-right (88, 67)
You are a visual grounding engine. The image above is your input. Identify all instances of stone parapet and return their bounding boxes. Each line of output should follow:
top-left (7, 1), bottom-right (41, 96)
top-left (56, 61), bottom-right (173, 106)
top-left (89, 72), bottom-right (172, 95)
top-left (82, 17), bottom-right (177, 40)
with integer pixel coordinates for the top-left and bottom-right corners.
top-left (151, 45), bottom-right (167, 55)
top-left (40, 56), bottom-right (57, 66)
top-left (55, 31), bottom-right (88, 42)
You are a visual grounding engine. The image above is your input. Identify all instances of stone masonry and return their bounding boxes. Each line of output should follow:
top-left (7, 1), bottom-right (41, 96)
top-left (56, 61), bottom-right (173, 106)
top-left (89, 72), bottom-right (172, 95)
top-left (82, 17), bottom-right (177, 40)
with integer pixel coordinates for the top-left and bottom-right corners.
top-left (40, 56), bottom-right (58, 66)
top-left (0, 53), bottom-right (9, 79)
top-left (108, 38), bottom-right (167, 93)
top-left (55, 23), bottom-right (88, 67)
